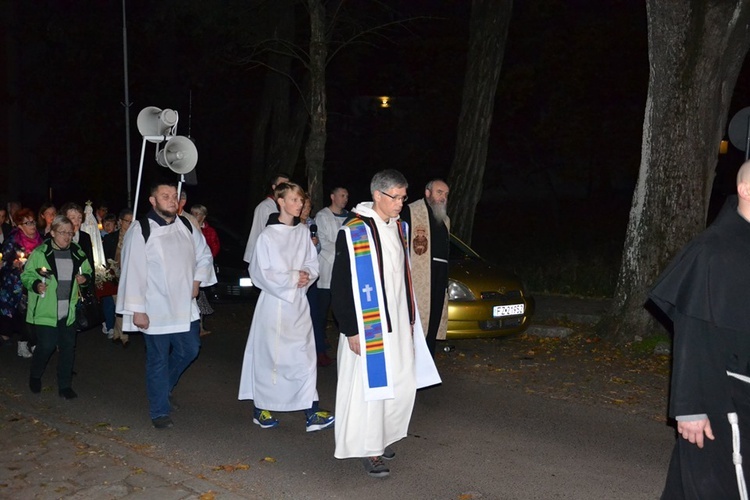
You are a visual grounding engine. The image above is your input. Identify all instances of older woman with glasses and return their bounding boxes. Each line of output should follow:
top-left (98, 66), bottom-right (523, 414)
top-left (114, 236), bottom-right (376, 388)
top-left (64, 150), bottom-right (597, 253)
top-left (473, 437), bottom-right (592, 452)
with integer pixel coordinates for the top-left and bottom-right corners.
top-left (0, 207), bottom-right (44, 357)
top-left (21, 215), bottom-right (92, 399)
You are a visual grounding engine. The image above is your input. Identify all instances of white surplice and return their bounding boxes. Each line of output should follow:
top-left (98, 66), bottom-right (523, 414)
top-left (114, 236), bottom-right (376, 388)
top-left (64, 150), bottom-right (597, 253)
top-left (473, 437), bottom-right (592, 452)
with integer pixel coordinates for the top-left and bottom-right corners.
top-left (116, 215), bottom-right (216, 334)
top-left (238, 221), bottom-right (320, 411)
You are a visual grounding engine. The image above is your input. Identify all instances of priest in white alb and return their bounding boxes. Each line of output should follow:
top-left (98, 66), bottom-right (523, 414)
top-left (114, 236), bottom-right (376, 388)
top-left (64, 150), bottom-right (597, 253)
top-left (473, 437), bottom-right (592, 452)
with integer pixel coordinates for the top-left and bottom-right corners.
top-left (331, 169), bottom-right (440, 478)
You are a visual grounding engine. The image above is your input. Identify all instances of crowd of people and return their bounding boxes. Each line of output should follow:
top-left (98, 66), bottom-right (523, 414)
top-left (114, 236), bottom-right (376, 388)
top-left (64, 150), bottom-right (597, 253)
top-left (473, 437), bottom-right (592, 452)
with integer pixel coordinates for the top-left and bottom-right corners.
top-left (0, 193), bottom-right (221, 397)
top-left (4, 170), bottom-right (455, 479)
top-left (8, 159), bottom-right (750, 492)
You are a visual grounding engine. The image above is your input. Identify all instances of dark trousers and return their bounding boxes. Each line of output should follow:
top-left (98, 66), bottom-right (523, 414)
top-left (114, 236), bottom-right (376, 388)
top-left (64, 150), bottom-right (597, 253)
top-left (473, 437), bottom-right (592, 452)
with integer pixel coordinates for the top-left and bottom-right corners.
top-left (307, 282), bottom-right (326, 354)
top-left (661, 377), bottom-right (750, 499)
top-left (317, 287), bottom-right (337, 332)
top-left (1, 308), bottom-right (32, 343)
top-left (30, 320), bottom-right (76, 390)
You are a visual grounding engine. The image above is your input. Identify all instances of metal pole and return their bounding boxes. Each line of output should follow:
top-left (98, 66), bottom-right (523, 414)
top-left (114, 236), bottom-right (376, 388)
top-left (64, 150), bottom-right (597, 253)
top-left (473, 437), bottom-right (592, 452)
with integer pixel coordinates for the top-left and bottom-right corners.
top-left (122, 0), bottom-right (133, 208)
top-left (132, 137), bottom-right (148, 220)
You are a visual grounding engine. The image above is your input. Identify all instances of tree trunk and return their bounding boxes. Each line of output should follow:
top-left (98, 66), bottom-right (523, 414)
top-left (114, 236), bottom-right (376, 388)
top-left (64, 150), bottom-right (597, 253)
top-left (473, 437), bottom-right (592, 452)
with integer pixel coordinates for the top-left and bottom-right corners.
top-left (246, 0), bottom-right (301, 230)
top-left (447, 0), bottom-right (512, 245)
top-left (601, 1), bottom-right (750, 343)
top-left (304, 0), bottom-right (327, 212)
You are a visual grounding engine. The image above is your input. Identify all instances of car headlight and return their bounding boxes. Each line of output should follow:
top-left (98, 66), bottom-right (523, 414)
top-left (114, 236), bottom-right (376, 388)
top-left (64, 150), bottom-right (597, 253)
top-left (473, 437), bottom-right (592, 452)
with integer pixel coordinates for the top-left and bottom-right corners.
top-left (448, 279), bottom-right (476, 301)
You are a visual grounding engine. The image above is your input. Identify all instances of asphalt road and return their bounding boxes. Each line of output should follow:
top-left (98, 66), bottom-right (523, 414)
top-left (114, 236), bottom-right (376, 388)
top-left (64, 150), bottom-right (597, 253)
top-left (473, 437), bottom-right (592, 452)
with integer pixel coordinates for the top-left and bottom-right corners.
top-left (0, 299), bottom-right (672, 499)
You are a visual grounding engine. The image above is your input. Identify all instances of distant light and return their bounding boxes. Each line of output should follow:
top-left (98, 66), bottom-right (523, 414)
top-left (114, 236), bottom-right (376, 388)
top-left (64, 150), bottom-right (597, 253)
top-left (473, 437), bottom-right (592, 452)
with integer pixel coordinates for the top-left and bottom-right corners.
top-left (379, 96), bottom-right (390, 108)
top-left (719, 139), bottom-right (729, 155)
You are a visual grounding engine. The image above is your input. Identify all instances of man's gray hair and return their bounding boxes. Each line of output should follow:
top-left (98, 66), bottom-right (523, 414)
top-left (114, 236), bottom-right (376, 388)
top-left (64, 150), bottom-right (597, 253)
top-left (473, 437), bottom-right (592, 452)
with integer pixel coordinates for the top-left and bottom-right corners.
top-left (425, 178), bottom-right (448, 191)
top-left (370, 169), bottom-right (408, 195)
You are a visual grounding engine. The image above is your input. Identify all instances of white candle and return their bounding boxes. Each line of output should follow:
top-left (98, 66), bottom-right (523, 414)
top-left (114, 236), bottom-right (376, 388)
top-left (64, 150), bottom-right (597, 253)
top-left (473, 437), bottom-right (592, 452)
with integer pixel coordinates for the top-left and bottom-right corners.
top-left (40, 266), bottom-right (47, 298)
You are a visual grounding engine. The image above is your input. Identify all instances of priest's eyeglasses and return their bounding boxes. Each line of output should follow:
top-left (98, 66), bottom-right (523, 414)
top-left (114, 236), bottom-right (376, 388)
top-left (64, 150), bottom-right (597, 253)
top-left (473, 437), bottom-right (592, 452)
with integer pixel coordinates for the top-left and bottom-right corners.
top-left (379, 191), bottom-right (408, 203)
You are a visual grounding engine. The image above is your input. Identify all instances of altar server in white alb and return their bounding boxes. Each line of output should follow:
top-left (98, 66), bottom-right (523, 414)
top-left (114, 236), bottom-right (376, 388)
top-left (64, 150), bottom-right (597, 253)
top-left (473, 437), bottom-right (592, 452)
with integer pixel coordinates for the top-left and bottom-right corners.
top-left (116, 179), bottom-right (216, 430)
top-left (331, 169), bottom-right (441, 478)
top-left (238, 182), bottom-right (335, 432)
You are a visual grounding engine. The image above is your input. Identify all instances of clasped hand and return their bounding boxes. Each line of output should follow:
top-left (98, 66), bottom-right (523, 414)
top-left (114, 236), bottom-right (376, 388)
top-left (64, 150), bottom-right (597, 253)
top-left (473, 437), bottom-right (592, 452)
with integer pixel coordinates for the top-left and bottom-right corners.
top-left (297, 270), bottom-right (310, 288)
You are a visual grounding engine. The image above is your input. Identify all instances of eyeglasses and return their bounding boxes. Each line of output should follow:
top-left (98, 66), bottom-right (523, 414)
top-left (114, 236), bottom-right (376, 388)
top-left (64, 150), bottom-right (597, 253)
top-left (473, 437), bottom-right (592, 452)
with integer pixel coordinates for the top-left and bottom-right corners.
top-left (379, 191), bottom-right (408, 203)
top-left (55, 231), bottom-right (75, 237)
top-left (21, 221), bottom-right (36, 226)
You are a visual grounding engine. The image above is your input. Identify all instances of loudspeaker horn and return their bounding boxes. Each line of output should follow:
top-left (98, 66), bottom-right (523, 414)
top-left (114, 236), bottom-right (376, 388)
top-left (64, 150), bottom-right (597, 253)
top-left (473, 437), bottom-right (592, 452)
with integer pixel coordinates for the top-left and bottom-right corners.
top-left (137, 106), bottom-right (178, 143)
top-left (156, 136), bottom-right (198, 174)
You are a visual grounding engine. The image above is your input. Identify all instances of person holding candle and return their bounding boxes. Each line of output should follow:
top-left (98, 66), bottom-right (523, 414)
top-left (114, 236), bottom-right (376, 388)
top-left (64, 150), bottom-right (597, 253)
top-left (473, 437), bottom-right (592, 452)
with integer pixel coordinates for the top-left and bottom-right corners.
top-left (21, 215), bottom-right (92, 399)
top-left (0, 208), bottom-right (44, 357)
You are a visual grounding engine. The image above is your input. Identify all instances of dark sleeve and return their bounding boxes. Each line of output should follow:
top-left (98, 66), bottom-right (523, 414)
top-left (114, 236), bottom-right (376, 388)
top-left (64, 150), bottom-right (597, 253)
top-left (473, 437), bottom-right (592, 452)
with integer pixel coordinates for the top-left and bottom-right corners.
top-left (331, 230), bottom-right (358, 337)
top-left (669, 311), bottom-right (734, 418)
top-left (78, 231), bottom-right (94, 270)
top-left (102, 232), bottom-right (116, 261)
top-left (400, 204), bottom-right (411, 228)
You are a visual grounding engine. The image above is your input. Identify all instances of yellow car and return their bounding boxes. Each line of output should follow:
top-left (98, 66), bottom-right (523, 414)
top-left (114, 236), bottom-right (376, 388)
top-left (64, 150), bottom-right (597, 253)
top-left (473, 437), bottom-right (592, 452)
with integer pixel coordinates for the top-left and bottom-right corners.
top-left (446, 235), bottom-right (534, 339)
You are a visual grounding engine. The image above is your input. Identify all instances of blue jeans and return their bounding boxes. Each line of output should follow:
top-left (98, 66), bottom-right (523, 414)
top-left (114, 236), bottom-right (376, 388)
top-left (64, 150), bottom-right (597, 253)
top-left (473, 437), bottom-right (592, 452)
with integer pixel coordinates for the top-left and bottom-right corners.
top-left (101, 296), bottom-right (115, 330)
top-left (143, 320), bottom-right (200, 419)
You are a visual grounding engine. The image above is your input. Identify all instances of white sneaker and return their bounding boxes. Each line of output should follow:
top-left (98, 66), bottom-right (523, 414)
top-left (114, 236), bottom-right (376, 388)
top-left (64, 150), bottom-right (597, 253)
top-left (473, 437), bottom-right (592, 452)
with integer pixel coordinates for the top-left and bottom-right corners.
top-left (106, 329), bottom-right (114, 339)
top-left (17, 341), bottom-right (32, 359)
top-left (101, 323), bottom-right (108, 334)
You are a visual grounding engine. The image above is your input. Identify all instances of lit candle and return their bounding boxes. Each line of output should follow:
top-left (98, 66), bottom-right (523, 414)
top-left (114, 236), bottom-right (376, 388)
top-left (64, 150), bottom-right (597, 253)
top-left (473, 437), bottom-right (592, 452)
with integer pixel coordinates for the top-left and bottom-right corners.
top-left (18, 252), bottom-right (26, 266)
top-left (40, 267), bottom-right (47, 298)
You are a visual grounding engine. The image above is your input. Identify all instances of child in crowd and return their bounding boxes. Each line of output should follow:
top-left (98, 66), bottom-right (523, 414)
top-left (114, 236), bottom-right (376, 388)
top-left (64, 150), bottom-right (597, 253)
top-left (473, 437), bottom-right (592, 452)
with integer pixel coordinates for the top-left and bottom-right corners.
top-left (237, 182), bottom-right (334, 432)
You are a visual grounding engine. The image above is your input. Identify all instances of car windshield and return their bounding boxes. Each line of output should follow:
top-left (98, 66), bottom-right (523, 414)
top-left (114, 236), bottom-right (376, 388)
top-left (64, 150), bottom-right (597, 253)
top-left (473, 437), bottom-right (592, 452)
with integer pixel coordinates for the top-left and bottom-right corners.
top-left (449, 234), bottom-right (481, 260)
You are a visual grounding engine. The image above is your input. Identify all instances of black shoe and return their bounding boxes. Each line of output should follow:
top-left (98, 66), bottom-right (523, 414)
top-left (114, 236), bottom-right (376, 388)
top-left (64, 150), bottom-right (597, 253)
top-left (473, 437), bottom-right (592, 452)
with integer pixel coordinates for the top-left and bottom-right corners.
top-left (362, 456), bottom-right (390, 478)
top-left (29, 377), bottom-right (41, 394)
top-left (382, 446), bottom-right (396, 460)
top-left (59, 388), bottom-right (78, 400)
top-left (152, 416), bottom-right (173, 429)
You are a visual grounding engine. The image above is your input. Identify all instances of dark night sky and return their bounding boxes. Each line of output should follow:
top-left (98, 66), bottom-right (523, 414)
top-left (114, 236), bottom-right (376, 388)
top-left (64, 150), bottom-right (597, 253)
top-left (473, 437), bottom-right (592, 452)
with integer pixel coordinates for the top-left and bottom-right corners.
top-left (1, 0), bottom-right (746, 237)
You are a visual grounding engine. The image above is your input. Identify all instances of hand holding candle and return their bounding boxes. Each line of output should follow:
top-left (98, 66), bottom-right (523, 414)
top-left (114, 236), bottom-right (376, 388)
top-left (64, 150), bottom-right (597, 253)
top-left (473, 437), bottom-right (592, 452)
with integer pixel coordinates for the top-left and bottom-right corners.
top-left (39, 266), bottom-right (48, 298)
top-left (17, 251), bottom-right (26, 268)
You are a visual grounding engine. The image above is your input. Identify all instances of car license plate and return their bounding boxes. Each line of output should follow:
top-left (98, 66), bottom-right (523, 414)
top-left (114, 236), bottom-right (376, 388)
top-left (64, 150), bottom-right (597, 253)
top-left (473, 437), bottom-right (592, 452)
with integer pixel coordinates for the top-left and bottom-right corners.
top-left (493, 304), bottom-right (525, 317)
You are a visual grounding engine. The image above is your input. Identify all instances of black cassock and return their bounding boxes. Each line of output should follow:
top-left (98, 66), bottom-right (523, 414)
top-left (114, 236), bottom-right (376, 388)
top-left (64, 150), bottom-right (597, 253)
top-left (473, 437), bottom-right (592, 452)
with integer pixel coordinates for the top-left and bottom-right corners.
top-left (650, 196), bottom-right (750, 499)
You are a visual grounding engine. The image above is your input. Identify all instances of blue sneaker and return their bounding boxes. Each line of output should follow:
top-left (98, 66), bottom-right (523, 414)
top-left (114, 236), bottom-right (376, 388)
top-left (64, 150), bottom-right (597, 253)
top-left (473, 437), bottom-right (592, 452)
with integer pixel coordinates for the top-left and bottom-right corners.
top-left (306, 410), bottom-right (334, 432)
top-left (253, 409), bottom-right (279, 429)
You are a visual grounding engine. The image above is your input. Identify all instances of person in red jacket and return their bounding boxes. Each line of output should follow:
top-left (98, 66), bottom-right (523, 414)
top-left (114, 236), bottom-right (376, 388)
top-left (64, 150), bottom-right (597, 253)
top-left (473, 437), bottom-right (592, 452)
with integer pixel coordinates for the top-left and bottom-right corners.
top-left (190, 204), bottom-right (219, 336)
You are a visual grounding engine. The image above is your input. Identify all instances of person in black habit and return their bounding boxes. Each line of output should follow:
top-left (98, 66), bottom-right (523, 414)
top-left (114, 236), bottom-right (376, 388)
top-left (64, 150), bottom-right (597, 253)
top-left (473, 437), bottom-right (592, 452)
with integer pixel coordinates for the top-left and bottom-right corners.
top-left (649, 160), bottom-right (750, 499)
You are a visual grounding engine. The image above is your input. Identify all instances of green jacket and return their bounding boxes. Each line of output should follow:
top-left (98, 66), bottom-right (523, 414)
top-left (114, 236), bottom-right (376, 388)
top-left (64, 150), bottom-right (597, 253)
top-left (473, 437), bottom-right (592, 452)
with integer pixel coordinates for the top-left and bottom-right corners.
top-left (21, 240), bottom-right (93, 327)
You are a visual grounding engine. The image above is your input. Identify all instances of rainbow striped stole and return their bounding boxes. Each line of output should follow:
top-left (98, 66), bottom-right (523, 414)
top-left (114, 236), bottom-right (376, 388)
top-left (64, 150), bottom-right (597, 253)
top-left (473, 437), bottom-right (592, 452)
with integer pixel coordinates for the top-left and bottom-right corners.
top-left (345, 218), bottom-right (388, 389)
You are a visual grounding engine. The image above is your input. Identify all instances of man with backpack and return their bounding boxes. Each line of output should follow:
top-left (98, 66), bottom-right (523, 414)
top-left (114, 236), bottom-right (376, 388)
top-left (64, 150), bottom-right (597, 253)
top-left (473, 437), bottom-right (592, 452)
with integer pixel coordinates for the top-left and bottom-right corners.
top-left (116, 179), bottom-right (216, 429)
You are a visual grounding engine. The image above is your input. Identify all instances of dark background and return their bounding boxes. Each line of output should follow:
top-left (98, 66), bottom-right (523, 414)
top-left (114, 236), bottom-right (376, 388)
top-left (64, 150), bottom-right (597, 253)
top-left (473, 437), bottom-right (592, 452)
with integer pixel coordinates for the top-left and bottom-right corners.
top-left (2, 0), bottom-right (749, 294)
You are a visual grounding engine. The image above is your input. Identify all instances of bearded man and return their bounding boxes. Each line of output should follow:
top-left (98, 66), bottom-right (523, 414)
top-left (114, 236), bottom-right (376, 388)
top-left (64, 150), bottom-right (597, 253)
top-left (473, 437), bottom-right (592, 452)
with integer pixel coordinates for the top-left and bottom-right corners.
top-left (400, 179), bottom-right (450, 357)
top-left (117, 179), bottom-right (216, 429)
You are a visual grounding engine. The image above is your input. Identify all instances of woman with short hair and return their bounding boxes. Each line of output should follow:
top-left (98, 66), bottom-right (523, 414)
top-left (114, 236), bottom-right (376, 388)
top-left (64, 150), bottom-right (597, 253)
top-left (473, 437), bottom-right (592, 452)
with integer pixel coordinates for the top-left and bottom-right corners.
top-left (21, 215), bottom-right (92, 399)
